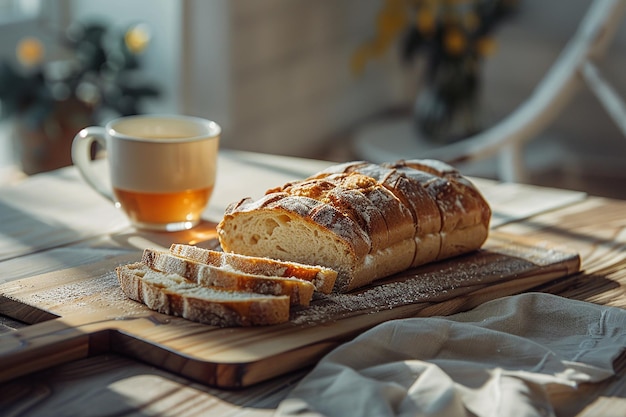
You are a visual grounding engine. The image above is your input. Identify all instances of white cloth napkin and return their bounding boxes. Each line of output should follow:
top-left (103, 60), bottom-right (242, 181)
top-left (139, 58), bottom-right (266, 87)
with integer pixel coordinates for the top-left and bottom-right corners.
top-left (275, 293), bottom-right (626, 417)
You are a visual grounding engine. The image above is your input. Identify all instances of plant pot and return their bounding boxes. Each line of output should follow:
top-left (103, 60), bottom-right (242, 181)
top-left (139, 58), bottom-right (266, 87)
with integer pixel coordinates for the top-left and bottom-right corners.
top-left (13, 98), bottom-right (94, 175)
top-left (413, 57), bottom-right (483, 144)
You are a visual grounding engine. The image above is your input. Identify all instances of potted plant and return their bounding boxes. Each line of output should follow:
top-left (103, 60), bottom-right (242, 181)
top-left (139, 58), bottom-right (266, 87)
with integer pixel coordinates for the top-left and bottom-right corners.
top-left (0, 20), bottom-right (159, 175)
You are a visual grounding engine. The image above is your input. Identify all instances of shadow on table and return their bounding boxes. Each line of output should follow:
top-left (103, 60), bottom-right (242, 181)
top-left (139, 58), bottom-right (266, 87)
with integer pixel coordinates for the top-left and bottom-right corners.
top-left (0, 352), bottom-right (307, 416)
top-left (0, 200), bottom-right (90, 263)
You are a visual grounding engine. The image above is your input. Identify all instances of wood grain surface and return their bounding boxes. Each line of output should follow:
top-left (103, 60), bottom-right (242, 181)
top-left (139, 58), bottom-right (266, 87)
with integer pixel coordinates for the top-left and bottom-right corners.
top-left (0, 232), bottom-right (580, 388)
top-left (1, 158), bottom-right (625, 417)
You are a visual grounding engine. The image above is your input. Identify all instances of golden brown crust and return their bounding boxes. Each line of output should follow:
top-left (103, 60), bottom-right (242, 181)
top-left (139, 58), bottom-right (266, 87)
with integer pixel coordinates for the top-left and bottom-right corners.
top-left (387, 160), bottom-right (491, 260)
top-left (388, 159), bottom-right (491, 227)
top-left (322, 162), bottom-right (441, 268)
top-left (275, 172), bottom-right (408, 253)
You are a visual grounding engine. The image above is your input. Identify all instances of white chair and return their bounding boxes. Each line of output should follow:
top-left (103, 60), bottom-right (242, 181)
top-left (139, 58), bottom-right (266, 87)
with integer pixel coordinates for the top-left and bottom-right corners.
top-left (355, 0), bottom-right (626, 182)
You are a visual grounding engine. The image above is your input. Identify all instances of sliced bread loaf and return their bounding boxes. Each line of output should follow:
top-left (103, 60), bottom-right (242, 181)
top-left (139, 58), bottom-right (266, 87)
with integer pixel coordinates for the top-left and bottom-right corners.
top-left (217, 159), bottom-right (491, 292)
top-left (169, 244), bottom-right (337, 294)
top-left (116, 262), bottom-right (290, 326)
top-left (141, 248), bottom-right (315, 306)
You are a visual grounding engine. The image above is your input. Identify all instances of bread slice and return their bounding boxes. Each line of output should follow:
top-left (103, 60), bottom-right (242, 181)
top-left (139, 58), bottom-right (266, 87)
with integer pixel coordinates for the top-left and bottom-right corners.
top-left (169, 244), bottom-right (337, 294)
top-left (116, 262), bottom-right (290, 327)
top-left (141, 248), bottom-right (315, 306)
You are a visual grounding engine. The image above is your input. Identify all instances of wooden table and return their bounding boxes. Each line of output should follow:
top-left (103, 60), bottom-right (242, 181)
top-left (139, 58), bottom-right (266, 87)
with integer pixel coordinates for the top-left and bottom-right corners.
top-left (0, 150), bottom-right (624, 416)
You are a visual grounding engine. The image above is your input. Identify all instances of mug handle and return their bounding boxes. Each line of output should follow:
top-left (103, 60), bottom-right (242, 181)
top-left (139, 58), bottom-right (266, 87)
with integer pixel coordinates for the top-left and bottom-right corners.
top-left (71, 126), bottom-right (114, 201)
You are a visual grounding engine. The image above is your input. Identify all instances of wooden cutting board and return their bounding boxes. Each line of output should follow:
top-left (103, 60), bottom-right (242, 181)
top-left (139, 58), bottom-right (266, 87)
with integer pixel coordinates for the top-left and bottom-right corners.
top-left (0, 232), bottom-right (580, 388)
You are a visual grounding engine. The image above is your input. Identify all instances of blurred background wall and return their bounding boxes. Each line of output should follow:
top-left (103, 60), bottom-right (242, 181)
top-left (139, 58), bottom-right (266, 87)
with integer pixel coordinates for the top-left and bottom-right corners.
top-left (0, 0), bottom-right (625, 196)
top-left (179, 0), bottom-right (413, 157)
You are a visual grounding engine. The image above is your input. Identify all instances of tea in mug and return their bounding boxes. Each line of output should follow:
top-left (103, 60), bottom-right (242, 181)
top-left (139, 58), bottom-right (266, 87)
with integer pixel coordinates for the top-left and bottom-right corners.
top-left (113, 186), bottom-right (214, 228)
top-left (72, 115), bottom-right (220, 231)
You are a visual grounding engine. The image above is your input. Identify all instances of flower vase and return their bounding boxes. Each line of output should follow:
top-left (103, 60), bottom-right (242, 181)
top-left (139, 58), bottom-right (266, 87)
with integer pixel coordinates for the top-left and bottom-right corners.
top-left (413, 57), bottom-right (483, 145)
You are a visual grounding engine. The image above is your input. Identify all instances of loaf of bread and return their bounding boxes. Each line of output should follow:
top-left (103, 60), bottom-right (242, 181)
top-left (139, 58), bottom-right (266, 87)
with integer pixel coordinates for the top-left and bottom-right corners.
top-left (217, 159), bottom-right (491, 292)
top-left (169, 244), bottom-right (337, 294)
top-left (116, 262), bottom-right (290, 326)
top-left (141, 248), bottom-right (315, 306)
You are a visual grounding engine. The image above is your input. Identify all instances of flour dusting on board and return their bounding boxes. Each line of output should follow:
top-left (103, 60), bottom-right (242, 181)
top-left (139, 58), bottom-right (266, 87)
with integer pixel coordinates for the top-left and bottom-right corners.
top-left (23, 269), bottom-right (146, 316)
top-left (290, 250), bottom-right (542, 325)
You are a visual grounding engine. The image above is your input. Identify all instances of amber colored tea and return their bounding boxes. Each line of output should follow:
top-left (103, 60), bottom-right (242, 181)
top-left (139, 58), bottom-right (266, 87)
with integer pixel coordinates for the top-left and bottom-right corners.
top-left (72, 115), bottom-right (220, 231)
top-left (113, 186), bottom-right (214, 229)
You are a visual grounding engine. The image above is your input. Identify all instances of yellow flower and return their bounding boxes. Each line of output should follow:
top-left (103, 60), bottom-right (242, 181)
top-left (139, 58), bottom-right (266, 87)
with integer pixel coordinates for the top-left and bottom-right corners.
top-left (124, 23), bottom-right (151, 54)
top-left (16, 37), bottom-right (45, 68)
top-left (376, 0), bottom-right (409, 42)
top-left (444, 27), bottom-right (466, 55)
top-left (416, 8), bottom-right (436, 35)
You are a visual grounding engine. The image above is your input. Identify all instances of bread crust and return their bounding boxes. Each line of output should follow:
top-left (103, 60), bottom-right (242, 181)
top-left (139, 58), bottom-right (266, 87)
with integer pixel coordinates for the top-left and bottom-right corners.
top-left (276, 172), bottom-right (414, 252)
top-left (322, 162), bottom-right (441, 268)
top-left (116, 263), bottom-right (290, 326)
top-left (387, 160), bottom-right (491, 260)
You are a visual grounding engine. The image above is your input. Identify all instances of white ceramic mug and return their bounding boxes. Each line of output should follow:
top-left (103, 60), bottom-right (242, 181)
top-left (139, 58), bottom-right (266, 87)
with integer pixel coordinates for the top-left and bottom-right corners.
top-left (72, 114), bottom-right (220, 231)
